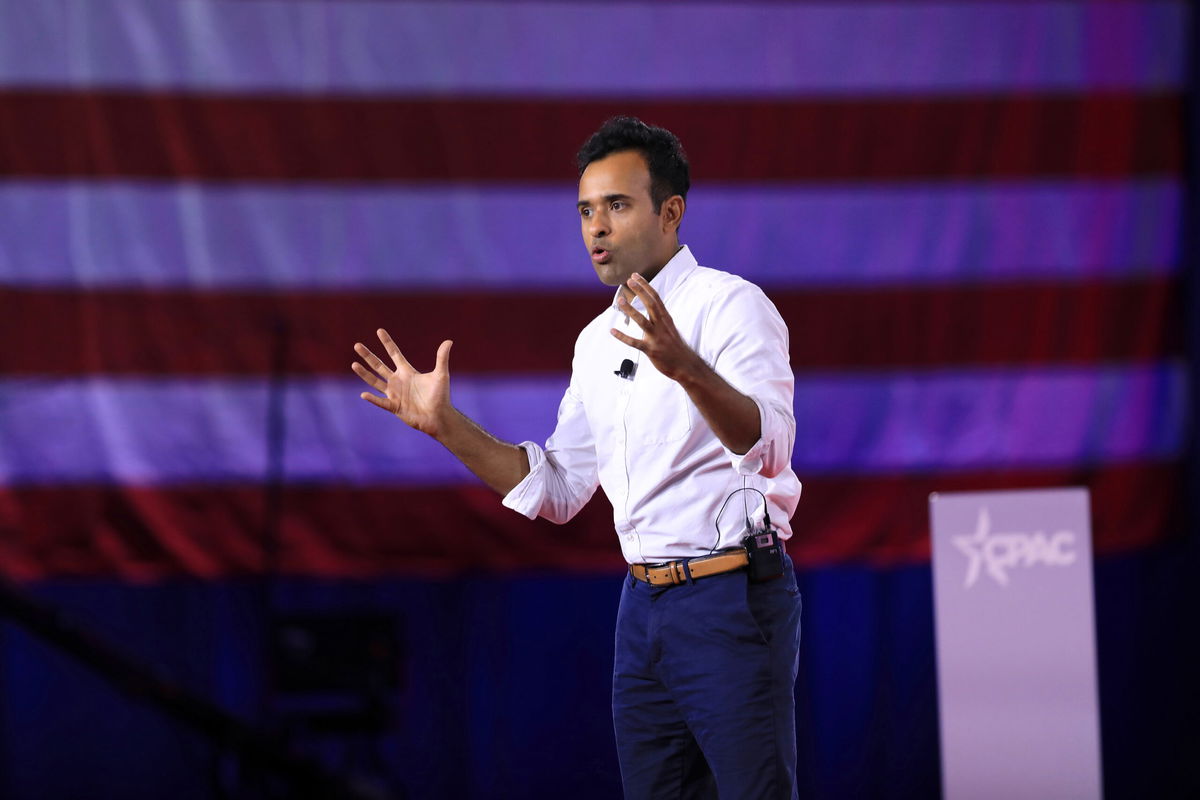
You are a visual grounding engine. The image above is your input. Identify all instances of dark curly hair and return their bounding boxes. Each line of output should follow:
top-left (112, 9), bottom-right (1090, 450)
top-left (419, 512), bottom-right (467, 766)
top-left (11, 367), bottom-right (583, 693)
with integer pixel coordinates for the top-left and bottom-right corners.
top-left (576, 116), bottom-right (690, 214)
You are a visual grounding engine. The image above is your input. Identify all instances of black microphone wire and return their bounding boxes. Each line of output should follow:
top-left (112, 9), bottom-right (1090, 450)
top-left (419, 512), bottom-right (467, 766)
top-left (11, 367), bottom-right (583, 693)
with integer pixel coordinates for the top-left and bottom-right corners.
top-left (711, 483), bottom-right (771, 553)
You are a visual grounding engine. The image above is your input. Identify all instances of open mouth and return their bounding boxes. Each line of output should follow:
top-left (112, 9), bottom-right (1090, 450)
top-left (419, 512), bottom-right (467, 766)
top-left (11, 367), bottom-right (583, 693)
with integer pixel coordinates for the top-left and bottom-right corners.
top-left (591, 246), bottom-right (612, 263)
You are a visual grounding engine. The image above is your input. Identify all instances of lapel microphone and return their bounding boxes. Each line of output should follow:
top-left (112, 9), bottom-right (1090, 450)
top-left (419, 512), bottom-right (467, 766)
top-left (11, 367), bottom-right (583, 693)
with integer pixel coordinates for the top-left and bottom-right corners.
top-left (614, 359), bottom-right (636, 380)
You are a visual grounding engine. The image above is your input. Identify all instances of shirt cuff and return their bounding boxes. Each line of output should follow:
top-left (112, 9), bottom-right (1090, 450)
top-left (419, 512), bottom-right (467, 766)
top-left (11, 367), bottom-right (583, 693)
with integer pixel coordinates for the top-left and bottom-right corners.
top-left (501, 441), bottom-right (547, 519)
top-left (726, 395), bottom-right (773, 475)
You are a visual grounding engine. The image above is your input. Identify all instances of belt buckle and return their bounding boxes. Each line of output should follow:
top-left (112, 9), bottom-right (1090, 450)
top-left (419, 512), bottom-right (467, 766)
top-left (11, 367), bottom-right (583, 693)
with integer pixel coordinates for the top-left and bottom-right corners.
top-left (635, 558), bottom-right (698, 586)
top-left (640, 560), bottom-right (672, 586)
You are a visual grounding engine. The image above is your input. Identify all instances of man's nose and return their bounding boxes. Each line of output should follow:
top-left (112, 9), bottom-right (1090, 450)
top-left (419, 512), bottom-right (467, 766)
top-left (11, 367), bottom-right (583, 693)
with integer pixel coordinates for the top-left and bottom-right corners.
top-left (588, 211), bottom-right (610, 238)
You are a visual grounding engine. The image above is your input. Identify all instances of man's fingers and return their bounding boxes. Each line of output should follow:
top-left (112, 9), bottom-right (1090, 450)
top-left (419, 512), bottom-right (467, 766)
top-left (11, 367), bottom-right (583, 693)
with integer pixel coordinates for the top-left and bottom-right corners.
top-left (616, 296), bottom-right (650, 331)
top-left (351, 362), bottom-right (388, 393)
top-left (627, 274), bottom-right (666, 318)
top-left (360, 392), bottom-right (395, 412)
top-left (354, 342), bottom-right (393, 377)
top-left (610, 328), bottom-right (645, 350)
top-left (434, 339), bottom-right (454, 375)
top-left (377, 328), bottom-right (416, 372)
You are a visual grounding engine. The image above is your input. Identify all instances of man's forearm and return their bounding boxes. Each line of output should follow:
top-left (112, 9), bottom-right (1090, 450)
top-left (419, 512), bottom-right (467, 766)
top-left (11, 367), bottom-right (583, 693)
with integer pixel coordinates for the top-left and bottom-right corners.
top-left (675, 358), bottom-right (761, 455)
top-left (434, 407), bottom-right (532, 495)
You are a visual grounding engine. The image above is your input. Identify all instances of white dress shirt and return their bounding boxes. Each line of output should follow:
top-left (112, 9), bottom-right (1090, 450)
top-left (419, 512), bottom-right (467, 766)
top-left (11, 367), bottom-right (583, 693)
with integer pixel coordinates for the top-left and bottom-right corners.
top-left (503, 245), bottom-right (802, 564)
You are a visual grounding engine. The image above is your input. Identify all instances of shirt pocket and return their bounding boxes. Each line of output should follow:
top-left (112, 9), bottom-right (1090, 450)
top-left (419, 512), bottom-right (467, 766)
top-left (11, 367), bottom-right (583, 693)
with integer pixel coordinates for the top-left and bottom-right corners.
top-left (628, 365), bottom-right (694, 445)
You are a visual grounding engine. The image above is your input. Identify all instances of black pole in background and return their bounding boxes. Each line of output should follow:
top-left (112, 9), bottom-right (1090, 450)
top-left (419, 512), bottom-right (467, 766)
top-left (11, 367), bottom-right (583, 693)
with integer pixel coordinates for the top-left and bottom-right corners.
top-left (1185, 0), bottom-right (1200, 536)
top-left (1180, 8), bottom-right (1200, 796)
top-left (0, 578), bottom-right (384, 800)
top-left (263, 316), bottom-right (290, 578)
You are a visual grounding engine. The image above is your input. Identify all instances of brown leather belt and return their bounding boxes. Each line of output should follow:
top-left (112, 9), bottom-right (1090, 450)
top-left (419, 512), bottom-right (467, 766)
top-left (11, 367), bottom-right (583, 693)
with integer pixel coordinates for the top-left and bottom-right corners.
top-left (629, 550), bottom-right (749, 587)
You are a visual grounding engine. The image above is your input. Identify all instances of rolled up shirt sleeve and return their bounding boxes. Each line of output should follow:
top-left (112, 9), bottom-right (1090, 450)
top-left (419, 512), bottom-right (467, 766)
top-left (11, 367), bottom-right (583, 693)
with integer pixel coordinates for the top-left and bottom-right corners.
top-left (501, 440), bottom-right (550, 519)
top-left (701, 280), bottom-right (797, 479)
top-left (726, 393), bottom-right (796, 477)
top-left (502, 379), bottom-right (600, 524)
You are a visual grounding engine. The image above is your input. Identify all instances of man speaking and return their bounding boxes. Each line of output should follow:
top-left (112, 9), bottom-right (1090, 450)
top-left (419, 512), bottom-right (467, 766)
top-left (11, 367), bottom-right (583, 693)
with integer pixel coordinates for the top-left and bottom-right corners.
top-left (353, 117), bottom-right (803, 799)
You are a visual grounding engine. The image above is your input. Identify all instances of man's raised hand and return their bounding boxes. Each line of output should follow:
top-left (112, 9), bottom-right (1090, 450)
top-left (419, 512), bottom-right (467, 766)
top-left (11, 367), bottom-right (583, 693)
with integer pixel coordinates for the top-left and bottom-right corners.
top-left (611, 273), bottom-right (703, 382)
top-left (353, 329), bottom-right (453, 438)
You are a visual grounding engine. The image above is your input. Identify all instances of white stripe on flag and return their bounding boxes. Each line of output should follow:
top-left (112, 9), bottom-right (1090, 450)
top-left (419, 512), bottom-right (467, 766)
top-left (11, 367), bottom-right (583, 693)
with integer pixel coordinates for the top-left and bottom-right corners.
top-left (0, 364), bottom-right (1185, 484)
top-left (0, 0), bottom-right (1185, 94)
top-left (0, 180), bottom-right (1179, 288)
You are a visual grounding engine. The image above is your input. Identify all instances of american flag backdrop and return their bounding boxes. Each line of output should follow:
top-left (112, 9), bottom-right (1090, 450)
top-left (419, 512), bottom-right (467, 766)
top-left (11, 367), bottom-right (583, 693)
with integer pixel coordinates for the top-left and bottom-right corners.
top-left (0, 1), bottom-right (1188, 579)
top-left (0, 2), bottom-right (1194, 798)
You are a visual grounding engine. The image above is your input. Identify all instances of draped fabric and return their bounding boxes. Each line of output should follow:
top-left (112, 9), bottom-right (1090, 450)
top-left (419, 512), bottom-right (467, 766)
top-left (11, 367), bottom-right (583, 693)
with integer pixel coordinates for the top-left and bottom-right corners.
top-left (0, 0), bottom-right (1189, 577)
top-left (0, 3), bottom-right (1194, 799)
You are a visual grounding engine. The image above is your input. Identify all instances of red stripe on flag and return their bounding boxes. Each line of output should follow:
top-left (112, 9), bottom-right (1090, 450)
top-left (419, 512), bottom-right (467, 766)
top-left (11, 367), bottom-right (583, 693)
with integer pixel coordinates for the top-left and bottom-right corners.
top-left (0, 278), bottom-right (1181, 375)
top-left (0, 462), bottom-right (1180, 580)
top-left (790, 463), bottom-right (1185, 567)
top-left (0, 91), bottom-right (1181, 181)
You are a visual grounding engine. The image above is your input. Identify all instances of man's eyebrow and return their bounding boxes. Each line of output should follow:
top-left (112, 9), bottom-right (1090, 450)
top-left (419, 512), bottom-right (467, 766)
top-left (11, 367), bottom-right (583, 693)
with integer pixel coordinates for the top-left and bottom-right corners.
top-left (577, 193), bottom-right (634, 207)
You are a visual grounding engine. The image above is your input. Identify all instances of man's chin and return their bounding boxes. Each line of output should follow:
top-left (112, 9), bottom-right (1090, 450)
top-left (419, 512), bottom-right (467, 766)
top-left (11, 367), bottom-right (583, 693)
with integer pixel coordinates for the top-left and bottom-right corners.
top-left (592, 263), bottom-right (628, 287)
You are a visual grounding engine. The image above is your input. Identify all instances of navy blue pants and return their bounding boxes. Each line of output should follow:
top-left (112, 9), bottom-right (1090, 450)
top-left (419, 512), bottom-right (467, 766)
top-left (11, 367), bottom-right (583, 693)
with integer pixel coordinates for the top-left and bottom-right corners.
top-left (613, 555), bottom-right (802, 799)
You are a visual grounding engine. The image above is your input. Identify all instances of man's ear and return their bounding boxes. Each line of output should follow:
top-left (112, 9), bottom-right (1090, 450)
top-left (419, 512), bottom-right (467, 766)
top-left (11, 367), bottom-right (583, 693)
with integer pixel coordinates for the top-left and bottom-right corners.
top-left (660, 195), bottom-right (685, 234)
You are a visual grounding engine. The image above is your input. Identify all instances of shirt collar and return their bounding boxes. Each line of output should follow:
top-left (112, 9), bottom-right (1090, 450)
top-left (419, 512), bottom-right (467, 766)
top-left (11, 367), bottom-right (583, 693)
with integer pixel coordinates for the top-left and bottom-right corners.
top-left (610, 244), bottom-right (698, 313)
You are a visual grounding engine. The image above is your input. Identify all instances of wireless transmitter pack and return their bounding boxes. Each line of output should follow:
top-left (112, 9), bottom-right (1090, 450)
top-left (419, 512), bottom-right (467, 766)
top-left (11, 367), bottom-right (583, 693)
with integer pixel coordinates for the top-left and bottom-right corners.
top-left (742, 523), bottom-right (785, 582)
top-left (714, 485), bottom-right (787, 583)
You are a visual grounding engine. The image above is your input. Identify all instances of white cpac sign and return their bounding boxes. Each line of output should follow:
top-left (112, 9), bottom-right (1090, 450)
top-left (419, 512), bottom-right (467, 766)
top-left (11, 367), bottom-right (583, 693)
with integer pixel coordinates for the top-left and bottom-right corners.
top-left (952, 507), bottom-right (1077, 588)
top-left (931, 488), bottom-right (1101, 800)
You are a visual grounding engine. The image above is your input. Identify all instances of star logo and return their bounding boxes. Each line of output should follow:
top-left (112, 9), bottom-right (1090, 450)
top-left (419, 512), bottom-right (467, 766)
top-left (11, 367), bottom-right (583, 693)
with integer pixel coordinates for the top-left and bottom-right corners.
top-left (953, 507), bottom-right (998, 587)
top-left (952, 507), bottom-right (1077, 589)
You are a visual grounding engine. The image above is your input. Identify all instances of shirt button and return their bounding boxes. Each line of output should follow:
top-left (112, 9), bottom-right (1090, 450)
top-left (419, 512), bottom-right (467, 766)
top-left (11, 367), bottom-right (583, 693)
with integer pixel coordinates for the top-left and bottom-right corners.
top-left (625, 534), bottom-right (634, 542)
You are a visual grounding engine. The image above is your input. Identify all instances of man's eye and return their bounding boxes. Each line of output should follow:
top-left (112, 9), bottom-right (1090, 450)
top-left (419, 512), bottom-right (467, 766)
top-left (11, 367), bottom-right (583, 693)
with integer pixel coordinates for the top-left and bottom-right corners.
top-left (580, 208), bottom-right (591, 218)
top-left (611, 201), bottom-right (625, 211)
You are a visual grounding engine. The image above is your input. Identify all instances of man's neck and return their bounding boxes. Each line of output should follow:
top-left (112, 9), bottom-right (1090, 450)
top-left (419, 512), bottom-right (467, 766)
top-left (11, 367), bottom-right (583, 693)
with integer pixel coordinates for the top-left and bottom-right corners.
top-left (633, 244), bottom-right (684, 287)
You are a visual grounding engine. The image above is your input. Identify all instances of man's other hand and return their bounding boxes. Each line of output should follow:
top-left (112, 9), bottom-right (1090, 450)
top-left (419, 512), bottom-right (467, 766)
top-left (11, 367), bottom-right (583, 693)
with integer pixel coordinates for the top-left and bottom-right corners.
top-left (611, 273), bottom-right (703, 382)
top-left (353, 329), bottom-right (453, 438)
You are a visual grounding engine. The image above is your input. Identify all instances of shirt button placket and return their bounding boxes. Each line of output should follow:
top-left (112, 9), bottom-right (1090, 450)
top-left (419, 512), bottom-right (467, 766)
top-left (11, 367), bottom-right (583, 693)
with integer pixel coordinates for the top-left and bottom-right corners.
top-left (616, 377), bottom-right (635, 555)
